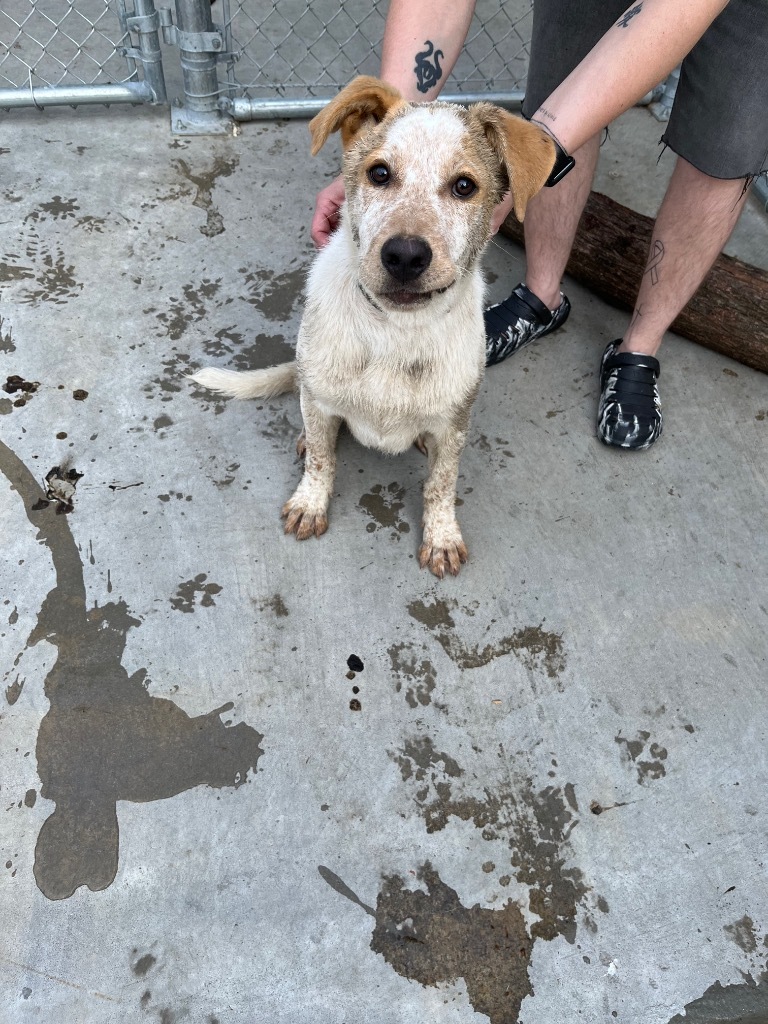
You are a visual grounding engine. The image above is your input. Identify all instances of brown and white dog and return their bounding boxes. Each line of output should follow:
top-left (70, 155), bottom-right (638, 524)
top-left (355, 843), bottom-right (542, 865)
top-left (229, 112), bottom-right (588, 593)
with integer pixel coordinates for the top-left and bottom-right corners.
top-left (191, 77), bottom-right (554, 577)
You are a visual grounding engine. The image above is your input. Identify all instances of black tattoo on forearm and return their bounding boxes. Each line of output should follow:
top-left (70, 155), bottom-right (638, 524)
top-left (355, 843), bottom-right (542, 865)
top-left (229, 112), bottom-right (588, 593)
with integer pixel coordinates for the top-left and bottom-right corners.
top-left (617, 3), bottom-right (643, 28)
top-left (644, 239), bottom-right (665, 285)
top-left (537, 106), bottom-right (558, 123)
top-left (414, 40), bottom-right (443, 93)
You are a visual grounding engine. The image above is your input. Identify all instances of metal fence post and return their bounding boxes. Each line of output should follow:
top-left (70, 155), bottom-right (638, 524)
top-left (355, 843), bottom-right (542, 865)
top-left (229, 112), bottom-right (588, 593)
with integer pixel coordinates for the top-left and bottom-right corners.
top-left (168, 0), bottom-right (232, 134)
top-left (125, 0), bottom-right (167, 104)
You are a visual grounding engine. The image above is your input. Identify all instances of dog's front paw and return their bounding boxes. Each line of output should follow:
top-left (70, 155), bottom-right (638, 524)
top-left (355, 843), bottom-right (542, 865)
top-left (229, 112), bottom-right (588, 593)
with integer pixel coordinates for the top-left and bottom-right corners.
top-left (281, 495), bottom-right (329, 540)
top-left (418, 534), bottom-right (468, 578)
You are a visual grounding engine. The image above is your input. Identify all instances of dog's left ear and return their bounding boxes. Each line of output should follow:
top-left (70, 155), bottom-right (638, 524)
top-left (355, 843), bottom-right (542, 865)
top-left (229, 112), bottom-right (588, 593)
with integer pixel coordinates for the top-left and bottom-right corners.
top-left (309, 76), bottom-right (404, 156)
top-left (471, 104), bottom-right (556, 222)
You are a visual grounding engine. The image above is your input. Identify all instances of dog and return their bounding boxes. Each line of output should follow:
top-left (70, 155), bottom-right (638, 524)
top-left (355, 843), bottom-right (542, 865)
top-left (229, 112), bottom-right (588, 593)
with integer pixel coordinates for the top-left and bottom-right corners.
top-left (191, 76), bottom-right (555, 577)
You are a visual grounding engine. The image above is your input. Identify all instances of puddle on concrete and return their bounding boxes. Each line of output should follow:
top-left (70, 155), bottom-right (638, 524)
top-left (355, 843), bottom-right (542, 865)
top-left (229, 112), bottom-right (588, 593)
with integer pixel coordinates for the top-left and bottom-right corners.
top-left (668, 974), bottom-right (768, 1024)
top-left (0, 439), bottom-right (264, 901)
top-left (320, 861), bottom-right (532, 1024)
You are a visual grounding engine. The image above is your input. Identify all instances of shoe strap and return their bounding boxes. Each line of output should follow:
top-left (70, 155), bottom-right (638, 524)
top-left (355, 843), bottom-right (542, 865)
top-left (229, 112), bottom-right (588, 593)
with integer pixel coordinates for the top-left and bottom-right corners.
top-left (493, 283), bottom-right (554, 327)
top-left (604, 349), bottom-right (661, 378)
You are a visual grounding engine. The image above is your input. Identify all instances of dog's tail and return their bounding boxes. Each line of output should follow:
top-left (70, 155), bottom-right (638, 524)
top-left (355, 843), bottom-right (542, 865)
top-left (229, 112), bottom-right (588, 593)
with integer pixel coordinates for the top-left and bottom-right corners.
top-left (189, 361), bottom-right (297, 400)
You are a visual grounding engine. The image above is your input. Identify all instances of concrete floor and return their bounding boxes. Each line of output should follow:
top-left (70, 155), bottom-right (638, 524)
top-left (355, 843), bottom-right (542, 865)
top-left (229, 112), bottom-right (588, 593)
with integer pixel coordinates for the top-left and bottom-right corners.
top-left (1, 97), bottom-right (767, 1024)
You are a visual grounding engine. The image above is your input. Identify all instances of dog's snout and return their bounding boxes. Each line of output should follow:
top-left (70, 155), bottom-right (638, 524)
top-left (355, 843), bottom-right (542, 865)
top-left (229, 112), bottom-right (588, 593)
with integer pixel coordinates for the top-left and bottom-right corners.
top-left (380, 235), bottom-right (433, 283)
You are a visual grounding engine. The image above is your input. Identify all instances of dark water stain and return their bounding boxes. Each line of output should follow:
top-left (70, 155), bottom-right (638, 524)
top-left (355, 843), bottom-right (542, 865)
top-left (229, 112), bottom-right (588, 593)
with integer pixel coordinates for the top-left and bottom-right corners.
top-left (358, 483), bottom-right (410, 539)
top-left (0, 316), bottom-right (15, 353)
top-left (24, 789), bottom-right (37, 808)
top-left (132, 952), bottom-right (156, 977)
top-left (408, 598), bottom-right (566, 678)
top-left (668, 974), bottom-right (768, 1024)
top-left (260, 407), bottom-right (300, 449)
top-left (0, 438), bottom-right (264, 901)
top-left (6, 677), bottom-right (24, 704)
top-left (17, 234), bottom-right (82, 306)
top-left (232, 334), bottom-right (295, 371)
top-left (321, 861), bottom-right (532, 1024)
top-left (724, 915), bottom-right (759, 954)
top-left (173, 157), bottom-right (238, 237)
top-left (388, 643), bottom-right (436, 708)
top-left (393, 741), bottom-right (588, 944)
top-left (240, 266), bottom-right (306, 322)
top-left (170, 574), bottom-right (223, 613)
top-left (156, 281), bottom-right (220, 342)
top-left (615, 731), bottom-right (668, 783)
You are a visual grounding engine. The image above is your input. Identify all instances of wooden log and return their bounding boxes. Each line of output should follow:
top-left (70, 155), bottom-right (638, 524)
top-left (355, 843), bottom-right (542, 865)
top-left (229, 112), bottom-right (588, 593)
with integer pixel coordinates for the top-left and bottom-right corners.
top-left (499, 190), bottom-right (768, 374)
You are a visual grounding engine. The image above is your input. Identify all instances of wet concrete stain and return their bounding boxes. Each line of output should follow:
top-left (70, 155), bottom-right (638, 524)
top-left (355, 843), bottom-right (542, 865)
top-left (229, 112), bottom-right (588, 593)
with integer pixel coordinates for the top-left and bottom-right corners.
top-left (320, 862), bottom-right (532, 1024)
top-left (724, 915), bottom-right (759, 953)
top-left (668, 973), bottom-right (768, 1024)
top-left (170, 574), bottom-right (223, 613)
top-left (0, 438), bottom-right (264, 900)
top-left (615, 730), bottom-right (668, 783)
top-left (240, 265), bottom-right (307, 322)
top-left (393, 741), bottom-right (588, 945)
top-left (0, 316), bottom-right (15, 353)
top-left (173, 157), bottom-right (239, 237)
top-left (6, 677), bottom-right (24, 704)
top-left (408, 597), bottom-right (566, 678)
top-left (6, 227), bottom-right (83, 306)
top-left (358, 483), bottom-right (411, 539)
top-left (132, 952), bottom-right (156, 977)
top-left (388, 644), bottom-right (437, 708)
top-left (156, 280), bottom-right (221, 342)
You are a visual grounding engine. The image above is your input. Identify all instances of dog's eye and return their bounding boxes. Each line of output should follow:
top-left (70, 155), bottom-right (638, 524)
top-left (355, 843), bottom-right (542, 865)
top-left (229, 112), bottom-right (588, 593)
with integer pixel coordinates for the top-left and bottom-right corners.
top-left (452, 176), bottom-right (477, 199)
top-left (368, 164), bottom-right (390, 186)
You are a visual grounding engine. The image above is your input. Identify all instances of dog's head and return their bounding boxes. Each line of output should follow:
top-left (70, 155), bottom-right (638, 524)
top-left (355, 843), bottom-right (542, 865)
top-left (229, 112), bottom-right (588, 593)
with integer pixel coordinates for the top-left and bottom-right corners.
top-left (310, 76), bottom-right (556, 313)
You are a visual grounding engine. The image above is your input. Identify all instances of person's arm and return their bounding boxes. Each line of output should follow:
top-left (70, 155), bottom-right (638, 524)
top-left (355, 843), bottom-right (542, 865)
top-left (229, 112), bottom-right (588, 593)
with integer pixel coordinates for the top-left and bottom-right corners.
top-left (311, 0), bottom-right (476, 247)
top-left (530, 0), bottom-right (730, 154)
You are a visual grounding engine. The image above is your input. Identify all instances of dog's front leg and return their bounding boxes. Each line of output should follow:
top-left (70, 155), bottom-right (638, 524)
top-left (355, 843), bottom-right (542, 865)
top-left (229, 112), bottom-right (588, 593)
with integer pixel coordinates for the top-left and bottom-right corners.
top-left (281, 392), bottom-right (341, 540)
top-left (419, 428), bottom-right (469, 579)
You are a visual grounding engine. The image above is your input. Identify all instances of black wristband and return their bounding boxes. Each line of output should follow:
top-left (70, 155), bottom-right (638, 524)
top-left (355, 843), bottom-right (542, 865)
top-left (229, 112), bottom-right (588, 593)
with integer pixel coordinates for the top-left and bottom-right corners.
top-left (525, 113), bottom-right (576, 187)
top-left (545, 139), bottom-right (576, 187)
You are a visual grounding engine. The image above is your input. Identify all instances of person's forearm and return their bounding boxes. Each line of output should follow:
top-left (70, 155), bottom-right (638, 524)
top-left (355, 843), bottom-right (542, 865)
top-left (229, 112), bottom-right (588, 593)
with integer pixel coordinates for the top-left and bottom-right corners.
top-left (532, 0), bottom-right (730, 153)
top-left (380, 0), bottom-right (477, 101)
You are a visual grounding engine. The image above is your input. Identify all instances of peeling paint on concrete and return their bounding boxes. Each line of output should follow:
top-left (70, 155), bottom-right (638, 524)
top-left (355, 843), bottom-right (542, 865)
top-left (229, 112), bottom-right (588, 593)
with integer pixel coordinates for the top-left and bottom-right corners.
top-left (0, 438), bottom-right (264, 901)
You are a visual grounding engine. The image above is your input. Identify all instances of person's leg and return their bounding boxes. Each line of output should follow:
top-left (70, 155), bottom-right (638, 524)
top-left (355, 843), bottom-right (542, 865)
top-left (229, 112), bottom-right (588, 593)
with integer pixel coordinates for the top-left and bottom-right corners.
top-left (523, 133), bottom-right (601, 310)
top-left (620, 157), bottom-right (749, 357)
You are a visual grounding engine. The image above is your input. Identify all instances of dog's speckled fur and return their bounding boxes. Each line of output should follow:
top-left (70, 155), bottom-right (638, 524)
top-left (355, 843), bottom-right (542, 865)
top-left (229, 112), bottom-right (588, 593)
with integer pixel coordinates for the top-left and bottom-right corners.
top-left (191, 77), bottom-right (555, 578)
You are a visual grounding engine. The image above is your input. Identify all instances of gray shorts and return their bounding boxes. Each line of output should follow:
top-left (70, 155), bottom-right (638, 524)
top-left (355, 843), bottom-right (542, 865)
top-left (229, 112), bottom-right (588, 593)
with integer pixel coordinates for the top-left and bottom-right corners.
top-left (522, 0), bottom-right (768, 180)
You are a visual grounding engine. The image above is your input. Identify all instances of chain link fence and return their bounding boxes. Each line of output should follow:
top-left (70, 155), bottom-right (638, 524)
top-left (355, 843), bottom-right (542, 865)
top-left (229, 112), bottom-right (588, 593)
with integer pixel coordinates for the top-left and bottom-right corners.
top-left (0, 0), bottom-right (533, 121)
top-left (0, 0), bottom-right (135, 90)
top-left (216, 0), bottom-right (532, 116)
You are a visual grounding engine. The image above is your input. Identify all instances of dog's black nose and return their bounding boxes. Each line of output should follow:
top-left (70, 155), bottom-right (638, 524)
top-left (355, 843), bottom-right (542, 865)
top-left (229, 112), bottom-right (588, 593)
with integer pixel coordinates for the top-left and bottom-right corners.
top-left (380, 235), bottom-right (433, 283)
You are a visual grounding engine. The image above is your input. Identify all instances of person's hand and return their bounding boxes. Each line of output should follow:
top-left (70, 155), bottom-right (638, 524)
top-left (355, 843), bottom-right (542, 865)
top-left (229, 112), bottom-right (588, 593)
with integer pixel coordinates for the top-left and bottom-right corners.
top-left (311, 174), bottom-right (345, 248)
top-left (489, 191), bottom-right (515, 237)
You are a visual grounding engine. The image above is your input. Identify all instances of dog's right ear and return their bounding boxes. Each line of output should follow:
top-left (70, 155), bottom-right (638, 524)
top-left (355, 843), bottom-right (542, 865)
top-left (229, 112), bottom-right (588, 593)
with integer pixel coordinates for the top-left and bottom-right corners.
top-left (309, 76), bottom-right (404, 156)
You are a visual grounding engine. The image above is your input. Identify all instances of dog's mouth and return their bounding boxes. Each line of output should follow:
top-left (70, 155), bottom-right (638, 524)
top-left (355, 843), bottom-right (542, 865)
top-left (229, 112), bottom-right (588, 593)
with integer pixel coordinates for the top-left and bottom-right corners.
top-left (379, 282), bottom-right (455, 309)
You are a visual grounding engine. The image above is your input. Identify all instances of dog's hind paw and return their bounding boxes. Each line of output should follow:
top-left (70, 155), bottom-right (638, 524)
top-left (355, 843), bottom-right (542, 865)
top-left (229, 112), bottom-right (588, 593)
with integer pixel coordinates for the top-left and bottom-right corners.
top-left (418, 538), bottom-right (468, 578)
top-left (281, 498), bottom-right (328, 540)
